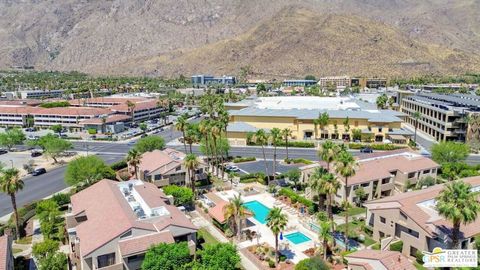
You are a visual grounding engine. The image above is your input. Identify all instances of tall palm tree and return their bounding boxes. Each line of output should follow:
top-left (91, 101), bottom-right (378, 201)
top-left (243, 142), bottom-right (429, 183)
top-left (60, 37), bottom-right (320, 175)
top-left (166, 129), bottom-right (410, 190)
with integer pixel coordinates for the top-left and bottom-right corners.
top-left (318, 112), bottom-right (330, 139)
top-left (309, 167), bottom-right (328, 210)
top-left (126, 100), bottom-right (136, 122)
top-left (184, 153), bottom-right (200, 198)
top-left (318, 140), bottom-right (338, 171)
top-left (281, 128), bottom-right (293, 160)
top-left (335, 150), bottom-right (357, 251)
top-left (210, 122), bottom-right (222, 177)
top-left (127, 149), bottom-right (141, 179)
top-left (198, 120), bottom-right (212, 169)
top-left (320, 173), bottom-right (341, 231)
top-left (0, 168), bottom-right (24, 238)
top-left (270, 128), bottom-right (282, 182)
top-left (412, 111), bottom-right (421, 145)
top-left (175, 116), bottom-right (188, 153)
top-left (436, 181), bottom-right (480, 248)
top-left (266, 207), bottom-right (288, 265)
top-left (223, 194), bottom-right (249, 240)
top-left (253, 129), bottom-right (269, 184)
top-left (318, 220), bottom-right (333, 261)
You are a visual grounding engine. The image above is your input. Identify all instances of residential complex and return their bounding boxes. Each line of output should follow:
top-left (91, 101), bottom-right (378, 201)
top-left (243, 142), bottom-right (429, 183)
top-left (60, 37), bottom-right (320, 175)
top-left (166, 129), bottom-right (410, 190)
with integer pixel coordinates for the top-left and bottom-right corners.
top-left (401, 93), bottom-right (480, 142)
top-left (345, 250), bottom-right (415, 270)
top-left (318, 76), bottom-right (388, 89)
top-left (191, 74), bottom-right (236, 85)
top-left (135, 148), bottom-right (207, 187)
top-left (66, 179), bottom-right (197, 270)
top-left (282, 79), bottom-right (317, 87)
top-left (225, 96), bottom-right (412, 146)
top-left (318, 76), bottom-right (352, 88)
top-left (365, 176), bottom-right (480, 257)
top-left (0, 235), bottom-right (13, 270)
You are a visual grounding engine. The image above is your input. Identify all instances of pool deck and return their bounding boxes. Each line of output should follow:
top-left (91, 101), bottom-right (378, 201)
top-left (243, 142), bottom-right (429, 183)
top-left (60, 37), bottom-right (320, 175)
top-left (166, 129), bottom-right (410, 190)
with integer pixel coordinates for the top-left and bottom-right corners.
top-left (216, 190), bottom-right (318, 264)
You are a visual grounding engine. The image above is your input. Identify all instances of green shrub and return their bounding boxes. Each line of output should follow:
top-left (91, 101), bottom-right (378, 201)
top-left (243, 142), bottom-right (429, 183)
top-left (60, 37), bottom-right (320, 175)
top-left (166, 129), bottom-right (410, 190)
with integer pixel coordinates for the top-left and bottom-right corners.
top-left (371, 243), bottom-right (381, 250)
top-left (87, 128), bottom-right (97, 135)
top-left (285, 158), bottom-right (313, 165)
top-left (110, 159), bottom-right (128, 170)
top-left (278, 141), bottom-right (315, 148)
top-left (268, 259), bottom-right (275, 268)
top-left (162, 185), bottom-right (193, 206)
top-left (389, 240), bottom-right (403, 252)
top-left (348, 143), bottom-right (407, 151)
top-left (239, 172), bottom-right (266, 185)
top-left (233, 157), bottom-right (256, 163)
top-left (415, 250), bottom-right (424, 264)
top-left (278, 188), bottom-right (314, 209)
top-left (51, 193), bottom-right (71, 206)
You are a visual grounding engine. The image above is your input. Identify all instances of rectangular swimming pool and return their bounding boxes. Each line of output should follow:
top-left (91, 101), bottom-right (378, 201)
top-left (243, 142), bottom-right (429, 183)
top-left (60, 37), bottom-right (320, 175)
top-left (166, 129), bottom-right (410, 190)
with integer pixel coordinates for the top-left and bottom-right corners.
top-left (285, 231), bottom-right (311, 244)
top-left (243, 200), bottom-right (271, 224)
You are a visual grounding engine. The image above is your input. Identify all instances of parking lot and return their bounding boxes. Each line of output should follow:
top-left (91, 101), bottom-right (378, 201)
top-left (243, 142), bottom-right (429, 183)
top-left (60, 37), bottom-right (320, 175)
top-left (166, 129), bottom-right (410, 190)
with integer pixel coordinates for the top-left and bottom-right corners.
top-left (229, 160), bottom-right (304, 175)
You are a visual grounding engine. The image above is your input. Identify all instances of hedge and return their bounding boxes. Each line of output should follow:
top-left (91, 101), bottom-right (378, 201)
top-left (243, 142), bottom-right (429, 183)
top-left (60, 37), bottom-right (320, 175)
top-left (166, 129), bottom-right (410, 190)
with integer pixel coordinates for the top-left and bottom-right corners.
top-left (278, 188), bottom-right (316, 214)
top-left (239, 173), bottom-right (266, 185)
top-left (233, 157), bottom-right (256, 163)
top-left (348, 143), bottom-right (407, 151)
top-left (284, 158), bottom-right (313, 165)
top-left (110, 159), bottom-right (128, 170)
top-left (277, 141), bottom-right (315, 148)
top-left (389, 240), bottom-right (403, 252)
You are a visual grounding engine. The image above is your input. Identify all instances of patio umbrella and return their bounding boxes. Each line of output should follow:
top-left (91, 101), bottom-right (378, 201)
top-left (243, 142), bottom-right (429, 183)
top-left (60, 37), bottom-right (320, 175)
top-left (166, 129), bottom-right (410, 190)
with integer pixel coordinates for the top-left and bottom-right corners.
top-left (279, 232), bottom-right (283, 241)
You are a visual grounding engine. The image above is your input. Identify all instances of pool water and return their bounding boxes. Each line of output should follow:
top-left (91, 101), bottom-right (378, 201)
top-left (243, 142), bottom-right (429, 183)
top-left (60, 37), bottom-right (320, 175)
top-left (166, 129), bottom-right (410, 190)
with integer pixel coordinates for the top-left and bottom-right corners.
top-left (243, 200), bottom-right (271, 224)
top-left (285, 232), bottom-right (311, 244)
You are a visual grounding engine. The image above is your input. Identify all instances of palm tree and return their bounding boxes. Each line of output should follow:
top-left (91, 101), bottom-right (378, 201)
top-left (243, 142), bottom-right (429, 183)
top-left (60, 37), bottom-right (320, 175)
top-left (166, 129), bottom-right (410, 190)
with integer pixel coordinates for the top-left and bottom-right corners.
top-left (0, 168), bottom-right (24, 238)
top-left (253, 129), bottom-right (270, 184)
top-left (210, 122), bottom-right (222, 177)
top-left (309, 166), bottom-right (328, 210)
top-left (266, 207), bottom-right (288, 265)
top-left (318, 140), bottom-right (338, 171)
top-left (224, 194), bottom-right (249, 240)
top-left (436, 181), bottom-right (480, 248)
top-left (320, 173), bottom-right (341, 231)
top-left (335, 150), bottom-right (357, 251)
top-left (318, 112), bottom-right (330, 139)
top-left (127, 149), bottom-right (141, 179)
top-left (318, 220), bottom-right (333, 260)
top-left (227, 172), bottom-right (236, 186)
top-left (343, 117), bottom-right (350, 138)
top-left (126, 100), bottom-right (136, 122)
top-left (281, 128), bottom-right (293, 160)
top-left (270, 128), bottom-right (282, 182)
top-left (184, 153), bottom-right (200, 198)
top-left (175, 115), bottom-right (188, 153)
top-left (412, 111), bottom-right (421, 145)
top-left (198, 120), bottom-right (212, 169)
top-left (101, 115), bottom-right (107, 134)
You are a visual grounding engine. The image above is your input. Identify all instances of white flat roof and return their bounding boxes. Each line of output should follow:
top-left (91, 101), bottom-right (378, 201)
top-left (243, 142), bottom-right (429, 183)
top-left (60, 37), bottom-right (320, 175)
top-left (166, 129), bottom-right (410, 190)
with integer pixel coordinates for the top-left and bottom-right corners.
top-left (253, 96), bottom-right (360, 110)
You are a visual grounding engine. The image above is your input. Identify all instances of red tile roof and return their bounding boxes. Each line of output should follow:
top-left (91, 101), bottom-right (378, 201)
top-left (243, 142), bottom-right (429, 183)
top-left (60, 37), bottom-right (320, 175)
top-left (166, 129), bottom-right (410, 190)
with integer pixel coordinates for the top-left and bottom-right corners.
top-left (32, 106), bottom-right (111, 116)
top-left (208, 200), bottom-right (229, 223)
top-left (0, 235), bottom-right (11, 270)
top-left (69, 97), bottom-right (148, 106)
top-left (0, 106), bottom-right (38, 115)
top-left (118, 231), bottom-right (174, 257)
top-left (346, 250), bottom-right (415, 270)
top-left (79, 114), bottom-right (131, 125)
top-left (138, 149), bottom-right (185, 175)
top-left (110, 100), bottom-right (159, 112)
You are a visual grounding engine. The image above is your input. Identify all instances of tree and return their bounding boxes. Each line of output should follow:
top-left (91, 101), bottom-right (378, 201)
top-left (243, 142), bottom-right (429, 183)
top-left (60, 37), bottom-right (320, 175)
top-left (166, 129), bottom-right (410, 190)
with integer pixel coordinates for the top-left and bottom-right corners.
top-left (50, 124), bottom-right (63, 135)
top-left (256, 83), bottom-right (266, 93)
top-left (431, 141), bottom-right (470, 164)
top-left (134, 136), bottom-right (165, 153)
top-left (376, 94), bottom-right (388, 109)
top-left (317, 221), bottom-right (333, 260)
top-left (319, 173), bottom-right (340, 230)
top-left (305, 75), bottom-right (317, 81)
top-left (343, 117), bottom-right (350, 134)
top-left (0, 128), bottom-right (26, 150)
top-left (126, 100), bottom-right (136, 121)
top-left (0, 168), bottom-right (24, 237)
top-left (266, 207), bottom-right (288, 265)
top-left (285, 168), bottom-right (301, 189)
top-left (65, 155), bottom-right (115, 186)
top-left (352, 129), bottom-right (362, 141)
top-left (354, 186), bottom-right (368, 205)
top-left (32, 239), bottom-right (59, 260)
top-left (195, 243), bottom-right (240, 270)
top-left (295, 256), bottom-right (329, 270)
top-left (175, 115), bottom-right (188, 153)
top-left (36, 200), bottom-right (61, 239)
top-left (224, 194), bottom-right (249, 240)
top-left (412, 111), bottom-right (421, 145)
top-left (281, 128), bottom-right (293, 160)
top-left (139, 122), bottom-right (148, 133)
top-left (127, 149), bottom-right (141, 179)
top-left (270, 128), bottom-right (282, 182)
top-left (436, 181), bottom-right (480, 248)
top-left (253, 129), bottom-right (269, 184)
top-left (184, 153), bottom-right (199, 198)
top-left (317, 112), bottom-right (329, 139)
top-left (37, 135), bottom-right (72, 163)
top-left (141, 242), bottom-right (191, 270)
top-left (37, 252), bottom-right (67, 270)
top-left (163, 185), bottom-right (193, 206)
top-left (318, 140), bottom-right (338, 171)
top-left (335, 150), bottom-right (357, 251)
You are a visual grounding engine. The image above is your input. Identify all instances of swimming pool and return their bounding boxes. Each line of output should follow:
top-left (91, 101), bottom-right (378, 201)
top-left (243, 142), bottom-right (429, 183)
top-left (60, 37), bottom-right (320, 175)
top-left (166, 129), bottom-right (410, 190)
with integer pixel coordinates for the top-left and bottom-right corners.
top-left (243, 200), bottom-right (271, 224)
top-left (285, 231), bottom-right (311, 244)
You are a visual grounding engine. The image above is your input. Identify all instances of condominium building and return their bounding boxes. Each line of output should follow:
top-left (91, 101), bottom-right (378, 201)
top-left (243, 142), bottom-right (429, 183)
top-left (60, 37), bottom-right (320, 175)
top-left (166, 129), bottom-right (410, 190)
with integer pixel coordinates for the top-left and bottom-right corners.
top-left (66, 179), bottom-right (197, 270)
top-left (365, 176), bottom-right (480, 257)
top-left (110, 100), bottom-right (163, 122)
top-left (401, 93), bottom-right (480, 142)
top-left (282, 79), bottom-right (317, 87)
top-left (191, 75), bottom-right (236, 85)
top-left (318, 76), bottom-right (352, 88)
top-left (135, 148), bottom-right (208, 187)
top-left (346, 250), bottom-right (415, 270)
top-left (0, 235), bottom-right (14, 270)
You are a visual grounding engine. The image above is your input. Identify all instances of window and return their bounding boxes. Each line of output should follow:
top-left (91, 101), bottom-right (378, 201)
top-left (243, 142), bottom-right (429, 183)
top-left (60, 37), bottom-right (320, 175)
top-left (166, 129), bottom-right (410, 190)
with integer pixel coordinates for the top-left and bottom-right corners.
top-left (380, 216), bottom-right (386, 223)
top-left (127, 254), bottom-right (144, 263)
top-left (378, 127), bottom-right (382, 132)
top-left (423, 169), bottom-right (430, 174)
top-left (400, 211), bottom-right (408, 220)
top-left (361, 183), bottom-right (369, 187)
top-left (381, 178), bottom-right (390, 184)
top-left (408, 172), bottom-right (416, 178)
top-left (120, 230), bottom-right (132, 239)
top-left (97, 253), bottom-right (116, 268)
top-left (154, 175), bottom-right (161, 180)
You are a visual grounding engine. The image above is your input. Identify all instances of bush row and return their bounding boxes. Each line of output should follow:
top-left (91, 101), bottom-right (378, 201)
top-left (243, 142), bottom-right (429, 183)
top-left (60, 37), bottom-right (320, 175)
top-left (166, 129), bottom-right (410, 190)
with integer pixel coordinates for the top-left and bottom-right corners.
top-left (277, 141), bottom-right (315, 148)
top-left (110, 159), bottom-right (128, 170)
top-left (284, 158), bottom-right (313, 165)
top-left (233, 157), bottom-right (256, 163)
top-left (239, 172), bottom-right (266, 185)
top-left (348, 143), bottom-right (407, 151)
top-left (278, 188), bottom-right (316, 214)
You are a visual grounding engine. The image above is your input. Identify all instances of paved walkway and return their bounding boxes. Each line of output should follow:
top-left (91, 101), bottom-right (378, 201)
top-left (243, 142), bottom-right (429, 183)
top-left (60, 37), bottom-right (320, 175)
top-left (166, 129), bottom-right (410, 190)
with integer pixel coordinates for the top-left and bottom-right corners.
top-left (12, 219), bottom-right (43, 258)
top-left (191, 211), bottom-right (260, 270)
top-left (333, 213), bottom-right (367, 225)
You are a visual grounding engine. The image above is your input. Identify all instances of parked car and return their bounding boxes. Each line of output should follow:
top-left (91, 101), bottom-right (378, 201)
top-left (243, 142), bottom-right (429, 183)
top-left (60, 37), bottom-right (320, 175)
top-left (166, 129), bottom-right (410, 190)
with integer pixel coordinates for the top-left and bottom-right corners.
top-left (226, 165), bottom-right (240, 172)
top-left (31, 151), bottom-right (42, 157)
top-left (60, 134), bottom-right (68, 138)
top-left (24, 127), bottom-right (35, 132)
top-left (0, 149), bottom-right (8, 155)
top-left (360, 147), bottom-right (373, 153)
top-left (32, 168), bottom-right (47, 176)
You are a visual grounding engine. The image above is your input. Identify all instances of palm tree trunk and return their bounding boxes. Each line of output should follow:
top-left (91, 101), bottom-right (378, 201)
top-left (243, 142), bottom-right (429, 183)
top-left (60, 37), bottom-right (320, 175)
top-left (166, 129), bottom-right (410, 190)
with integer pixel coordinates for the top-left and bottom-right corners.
top-left (261, 145), bottom-right (269, 185)
top-left (190, 168), bottom-right (196, 199)
top-left (211, 136), bottom-right (219, 177)
top-left (323, 239), bottom-right (327, 260)
top-left (11, 194), bottom-right (21, 238)
top-left (182, 130), bottom-right (187, 153)
top-left (285, 137), bottom-right (289, 160)
top-left (414, 120), bottom-right (418, 144)
top-left (204, 135), bottom-right (211, 170)
top-left (451, 222), bottom-right (460, 249)
top-left (237, 217), bottom-right (241, 240)
top-left (189, 143), bottom-right (193, 154)
top-left (273, 145), bottom-right (277, 182)
top-left (344, 177), bottom-right (349, 252)
top-left (275, 234), bottom-right (279, 264)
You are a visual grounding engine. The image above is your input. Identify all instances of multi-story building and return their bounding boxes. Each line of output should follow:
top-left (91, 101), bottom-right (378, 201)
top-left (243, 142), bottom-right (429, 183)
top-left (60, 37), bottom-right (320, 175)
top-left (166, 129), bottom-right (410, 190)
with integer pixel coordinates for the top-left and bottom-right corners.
top-left (0, 235), bottom-right (14, 270)
top-left (67, 179), bottom-right (197, 270)
top-left (359, 78), bottom-right (387, 89)
top-left (31, 107), bottom-right (112, 131)
top-left (0, 106), bottom-right (37, 127)
top-left (401, 93), bottom-right (480, 142)
top-left (226, 96), bottom-right (411, 146)
top-left (282, 79), bottom-right (317, 87)
top-left (18, 89), bottom-right (65, 99)
top-left (191, 75), bottom-right (236, 85)
top-left (333, 150), bottom-right (439, 204)
top-left (365, 176), bottom-right (480, 257)
top-left (135, 148), bottom-right (207, 187)
top-left (318, 76), bottom-right (352, 88)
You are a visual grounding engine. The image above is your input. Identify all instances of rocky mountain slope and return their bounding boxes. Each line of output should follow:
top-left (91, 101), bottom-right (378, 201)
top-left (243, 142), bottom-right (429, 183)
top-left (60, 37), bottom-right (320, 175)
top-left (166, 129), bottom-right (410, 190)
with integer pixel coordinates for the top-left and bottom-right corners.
top-left (1, 0), bottom-right (479, 77)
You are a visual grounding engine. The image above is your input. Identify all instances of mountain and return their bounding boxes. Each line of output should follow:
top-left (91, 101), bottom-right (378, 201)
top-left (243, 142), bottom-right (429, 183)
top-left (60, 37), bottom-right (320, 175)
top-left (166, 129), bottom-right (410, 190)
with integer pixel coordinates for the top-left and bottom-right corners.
top-left (1, 0), bottom-right (479, 78)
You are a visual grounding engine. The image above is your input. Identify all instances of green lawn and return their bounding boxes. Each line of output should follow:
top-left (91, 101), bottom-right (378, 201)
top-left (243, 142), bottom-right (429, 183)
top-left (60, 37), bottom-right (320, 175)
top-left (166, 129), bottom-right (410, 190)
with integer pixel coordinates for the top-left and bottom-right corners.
top-left (198, 228), bottom-right (219, 246)
top-left (414, 262), bottom-right (427, 270)
top-left (338, 207), bottom-right (366, 217)
top-left (371, 243), bottom-right (381, 250)
top-left (363, 236), bottom-right (376, 246)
